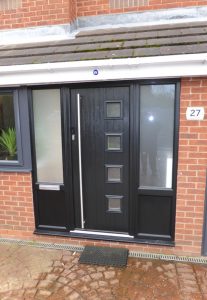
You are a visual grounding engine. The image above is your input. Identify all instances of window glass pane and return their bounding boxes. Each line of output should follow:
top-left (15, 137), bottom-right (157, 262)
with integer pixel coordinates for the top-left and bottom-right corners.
top-left (107, 196), bottom-right (122, 212)
top-left (139, 85), bottom-right (175, 189)
top-left (0, 93), bottom-right (17, 161)
top-left (107, 166), bottom-right (122, 182)
top-left (107, 135), bottom-right (121, 150)
top-left (106, 102), bottom-right (121, 118)
top-left (33, 89), bottom-right (63, 184)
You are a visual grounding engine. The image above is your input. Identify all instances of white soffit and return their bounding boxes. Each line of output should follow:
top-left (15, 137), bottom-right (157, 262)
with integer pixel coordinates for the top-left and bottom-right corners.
top-left (0, 53), bottom-right (207, 86)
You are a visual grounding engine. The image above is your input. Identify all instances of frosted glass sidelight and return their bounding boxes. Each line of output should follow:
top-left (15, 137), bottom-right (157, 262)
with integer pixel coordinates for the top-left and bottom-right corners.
top-left (139, 85), bottom-right (175, 189)
top-left (33, 89), bottom-right (63, 183)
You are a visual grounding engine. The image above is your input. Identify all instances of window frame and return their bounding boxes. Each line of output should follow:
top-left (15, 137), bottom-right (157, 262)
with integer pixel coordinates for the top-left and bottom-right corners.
top-left (0, 88), bottom-right (32, 172)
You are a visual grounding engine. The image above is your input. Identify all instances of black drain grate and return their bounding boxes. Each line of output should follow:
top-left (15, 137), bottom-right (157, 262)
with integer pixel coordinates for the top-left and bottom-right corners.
top-left (79, 245), bottom-right (128, 267)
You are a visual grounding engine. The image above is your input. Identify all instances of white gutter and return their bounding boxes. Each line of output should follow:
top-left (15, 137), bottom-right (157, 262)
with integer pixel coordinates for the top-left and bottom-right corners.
top-left (0, 53), bottom-right (207, 86)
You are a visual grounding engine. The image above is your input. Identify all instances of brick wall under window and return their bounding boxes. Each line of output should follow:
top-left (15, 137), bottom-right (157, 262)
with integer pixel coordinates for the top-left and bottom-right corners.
top-left (0, 78), bottom-right (206, 256)
top-left (77, 0), bottom-right (207, 17)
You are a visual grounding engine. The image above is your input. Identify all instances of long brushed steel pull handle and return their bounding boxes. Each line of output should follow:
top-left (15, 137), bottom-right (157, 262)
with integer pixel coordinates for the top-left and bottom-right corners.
top-left (77, 93), bottom-right (85, 229)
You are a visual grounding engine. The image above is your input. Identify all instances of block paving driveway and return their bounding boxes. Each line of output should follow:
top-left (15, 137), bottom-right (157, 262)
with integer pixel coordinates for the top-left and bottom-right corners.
top-left (0, 243), bottom-right (207, 299)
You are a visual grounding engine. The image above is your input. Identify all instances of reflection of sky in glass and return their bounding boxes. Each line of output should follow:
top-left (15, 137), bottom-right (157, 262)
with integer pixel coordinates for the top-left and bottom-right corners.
top-left (148, 115), bottom-right (154, 122)
top-left (139, 84), bottom-right (175, 189)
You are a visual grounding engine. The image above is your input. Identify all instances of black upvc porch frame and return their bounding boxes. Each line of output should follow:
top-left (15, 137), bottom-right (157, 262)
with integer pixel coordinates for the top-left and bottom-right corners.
top-left (202, 171), bottom-right (207, 255)
top-left (28, 79), bottom-right (180, 247)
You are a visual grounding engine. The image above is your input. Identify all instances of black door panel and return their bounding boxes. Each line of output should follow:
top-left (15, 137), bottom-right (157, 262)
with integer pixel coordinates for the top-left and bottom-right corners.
top-left (71, 87), bottom-right (130, 232)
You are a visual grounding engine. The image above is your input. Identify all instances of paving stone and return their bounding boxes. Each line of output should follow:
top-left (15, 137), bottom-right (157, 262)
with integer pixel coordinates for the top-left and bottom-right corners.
top-left (104, 271), bottom-right (116, 279)
top-left (67, 272), bottom-right (78, 280)
top-left (58, 276), bottom-right (69, 284)
top-left (80, 274), bottom-right (91, 282)
top-left (62, 286), bottom-right (73, 295)
top-left (38, 289), bottom-right (52, 296)
top-left (37, 280), bottom-right (53, 289)
top-left (69, 279), bottom-right (82, 287)
top-left (90, 272), bottom-right (103, 280)
top-left (80, 285), bottom-right (90, 293)
top-left (110, 278), bottom-right (119, 285)
top-left (45, 274), bottom-right (59, 281)
top-left (24, 288), bottom-right (37, 297)
top-left (91, 281), bottom-right (100, 289)
top-left (98, 280), bottom-right (108, 287)
top-left (66, 291), bottom-right (81, 300)
top-left (1, 243), bottom-right (207, 300)
top-left (53, 267), bottom-right (64, 274)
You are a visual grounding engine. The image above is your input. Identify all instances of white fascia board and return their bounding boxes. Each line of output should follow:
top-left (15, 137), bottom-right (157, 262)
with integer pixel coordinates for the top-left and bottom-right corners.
top-left (0, 53), bottom-right (207, 86)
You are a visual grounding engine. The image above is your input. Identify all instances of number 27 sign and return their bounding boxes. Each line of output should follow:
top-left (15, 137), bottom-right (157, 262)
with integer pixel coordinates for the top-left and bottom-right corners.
top-left (186, 107), bottom-right (205, 120)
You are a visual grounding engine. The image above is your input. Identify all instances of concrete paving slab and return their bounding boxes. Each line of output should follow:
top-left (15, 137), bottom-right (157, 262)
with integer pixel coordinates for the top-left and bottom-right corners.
top-left (0, 243), bottom-right (207, 299)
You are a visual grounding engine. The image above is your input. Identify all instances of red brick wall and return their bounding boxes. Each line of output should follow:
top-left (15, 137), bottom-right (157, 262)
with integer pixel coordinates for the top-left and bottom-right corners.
top-left (0, 0), bottom-right (74, 30)
top-left (0, 1), bottom-right (207, 30)
top-left (175, 77), bottom-right (207, 255)
top-left (0, 78), bottom-right (206, 257)
top-left (0, 172), bottom-right (35, 238)
top-left (77, 0), bottom-right (207, 17)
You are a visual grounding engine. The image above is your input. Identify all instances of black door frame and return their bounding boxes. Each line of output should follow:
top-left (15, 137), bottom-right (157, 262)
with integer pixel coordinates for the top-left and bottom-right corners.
top-left (29, 79), bottom-right (180, 245)
top-left (202, 172), bottom-right (207, 256)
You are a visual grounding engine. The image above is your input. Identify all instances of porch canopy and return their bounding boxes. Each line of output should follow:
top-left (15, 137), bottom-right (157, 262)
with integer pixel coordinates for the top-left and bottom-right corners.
top-left (0, 21), bottom-right (207, 66)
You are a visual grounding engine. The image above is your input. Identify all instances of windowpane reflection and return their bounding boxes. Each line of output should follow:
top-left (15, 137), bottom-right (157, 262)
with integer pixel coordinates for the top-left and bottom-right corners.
top-left (139, 85), bottom-right (175, 189)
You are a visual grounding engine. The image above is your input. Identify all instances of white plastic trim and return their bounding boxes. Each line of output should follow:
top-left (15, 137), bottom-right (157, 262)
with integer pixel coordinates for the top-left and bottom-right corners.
top-left (0, 53), bottom-right (207, 86)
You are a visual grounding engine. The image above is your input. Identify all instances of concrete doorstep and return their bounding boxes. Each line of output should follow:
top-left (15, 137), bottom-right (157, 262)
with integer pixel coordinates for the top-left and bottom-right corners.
top-left (0, 243), bottom-right (207, 299)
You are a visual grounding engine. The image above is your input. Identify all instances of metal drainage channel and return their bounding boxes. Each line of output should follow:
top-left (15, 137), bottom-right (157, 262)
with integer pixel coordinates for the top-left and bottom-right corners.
top-left (0, 238), bottom-right (207, 265)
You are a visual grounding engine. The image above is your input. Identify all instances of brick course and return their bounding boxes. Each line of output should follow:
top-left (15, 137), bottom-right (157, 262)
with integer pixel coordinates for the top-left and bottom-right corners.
top-left (76, 0), bottom-right (207, 17)
top-left (0, 77), bottom-right (206, 256)
top-left (0, 0), bottom-right (74, 30)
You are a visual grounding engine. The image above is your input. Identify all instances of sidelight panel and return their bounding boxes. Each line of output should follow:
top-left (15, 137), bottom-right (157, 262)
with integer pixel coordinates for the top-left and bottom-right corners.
top-left (33, 89), bottom-right (63, 184)
top-left (139, 85), bottom-right (175, 189)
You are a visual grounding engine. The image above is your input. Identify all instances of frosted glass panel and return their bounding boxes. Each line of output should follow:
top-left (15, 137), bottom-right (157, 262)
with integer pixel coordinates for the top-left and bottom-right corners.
top-left (139, 85), bottom-right (175, 189)
top-left (33, 89), bottom-right (63, 183)
top-left (106, 102), bottom-right (121, 118)
top-left (107, 135), bottom-right (121, 150)
top-left (107, 196), bottom-right (122, 212)
top-left (107, 166), bottom-right (122, 182)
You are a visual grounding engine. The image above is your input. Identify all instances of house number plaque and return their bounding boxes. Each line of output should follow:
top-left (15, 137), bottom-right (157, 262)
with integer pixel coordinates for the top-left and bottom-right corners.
top-left (186, 107), bottom-right (205, 120)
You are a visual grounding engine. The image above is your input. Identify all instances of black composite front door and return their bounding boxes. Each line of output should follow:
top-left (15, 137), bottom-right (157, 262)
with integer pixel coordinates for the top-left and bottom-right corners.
top-left (71, 87), bottom-right (130, 233)
top-left (31, 81), bottom-right (179, 243)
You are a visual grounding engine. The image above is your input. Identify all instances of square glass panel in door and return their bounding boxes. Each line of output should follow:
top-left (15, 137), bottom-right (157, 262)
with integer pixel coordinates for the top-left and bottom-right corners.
top-left (106, 165), bottom-right (123, 183)
top-left (107, 195), bottom-right (122, 213)
top-left (139, 85), bottom-right (175, 188)
top-left (106, 134), bottom-right (122, 151)
top-left (105, 101), bottom-right (122, 118)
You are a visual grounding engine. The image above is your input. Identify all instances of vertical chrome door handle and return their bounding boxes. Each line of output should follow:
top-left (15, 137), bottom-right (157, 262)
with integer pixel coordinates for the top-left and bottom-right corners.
top-left (77, 94), bottom-right (85, 229)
